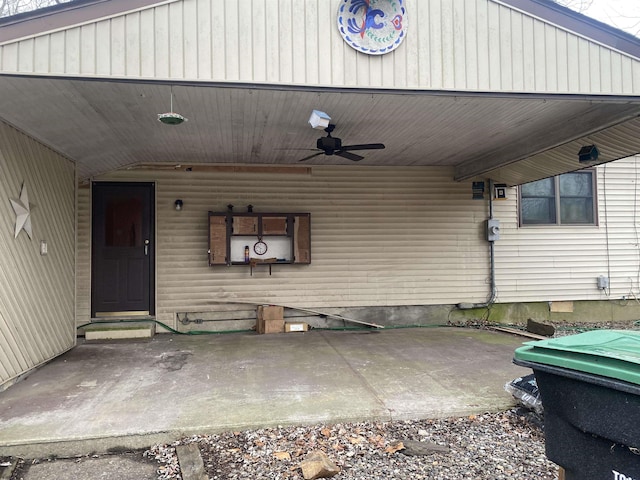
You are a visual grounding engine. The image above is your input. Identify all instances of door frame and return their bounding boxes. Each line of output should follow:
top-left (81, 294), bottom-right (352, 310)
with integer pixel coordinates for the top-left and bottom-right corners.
top-left (91, 181), bottom-right (156, 318)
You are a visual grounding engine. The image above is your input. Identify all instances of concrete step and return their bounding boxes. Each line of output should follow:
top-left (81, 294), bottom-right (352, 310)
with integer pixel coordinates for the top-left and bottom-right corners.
top-left (83, 321), bottom-right (155, 341)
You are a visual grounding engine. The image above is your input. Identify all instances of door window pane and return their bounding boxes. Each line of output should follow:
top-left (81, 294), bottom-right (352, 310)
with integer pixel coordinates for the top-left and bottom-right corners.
top-left (105, 196), bottom-right (143, 247)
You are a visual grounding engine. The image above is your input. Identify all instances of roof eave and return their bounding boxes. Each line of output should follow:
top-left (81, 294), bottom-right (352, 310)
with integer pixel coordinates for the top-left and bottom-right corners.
top-left (0, 0), bottom-right (175, 44)
top-left (496, 0), bottom-right (640, 60)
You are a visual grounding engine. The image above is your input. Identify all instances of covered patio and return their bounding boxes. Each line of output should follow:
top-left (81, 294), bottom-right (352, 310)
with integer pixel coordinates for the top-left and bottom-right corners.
top-left (0, 327), bottom-right (529, 458)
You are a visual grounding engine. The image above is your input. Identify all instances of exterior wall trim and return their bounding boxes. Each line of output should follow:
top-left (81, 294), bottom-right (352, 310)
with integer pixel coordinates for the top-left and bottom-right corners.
top-left (496, 0), bottom-right (640, 60)
top-left (5, 72), bottom-right (640, 104)
top-left (0, 0), bottom-right (179, 45)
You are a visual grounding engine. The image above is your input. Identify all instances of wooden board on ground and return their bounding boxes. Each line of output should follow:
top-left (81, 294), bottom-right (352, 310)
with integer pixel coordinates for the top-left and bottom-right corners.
top-left (490, 326), bottom-right (548, 340)
top-left (526, 319), bottom-right (555, 337)
top-left (205, 299), bottom-right (384, 329)
top-left (282, 304), bottom-right (384, 329)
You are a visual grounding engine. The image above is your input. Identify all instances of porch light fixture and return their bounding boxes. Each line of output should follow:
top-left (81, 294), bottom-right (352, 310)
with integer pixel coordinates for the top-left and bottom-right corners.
top-left (578, 145), bottom-right (599, 163)
top-left (308, 110), bottom-right (331, 130)
top-left (174, 199), bottom-right (183, 211)
top-left (158, 86), bottom-right (188, 125)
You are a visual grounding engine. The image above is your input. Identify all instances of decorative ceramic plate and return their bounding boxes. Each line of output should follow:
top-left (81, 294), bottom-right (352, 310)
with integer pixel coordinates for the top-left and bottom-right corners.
top-left (337, 0), bottom-right (408, 55)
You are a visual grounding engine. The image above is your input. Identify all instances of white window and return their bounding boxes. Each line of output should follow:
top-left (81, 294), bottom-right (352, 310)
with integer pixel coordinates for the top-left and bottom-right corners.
top-left (519, 171), bottom-right (596, 226)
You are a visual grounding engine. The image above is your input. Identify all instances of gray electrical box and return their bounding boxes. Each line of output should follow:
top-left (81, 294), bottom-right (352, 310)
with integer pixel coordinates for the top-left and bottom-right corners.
top-left (597, 276), bottom-right (609, 290)
top-left (487, 219), bottom-right (500, 242)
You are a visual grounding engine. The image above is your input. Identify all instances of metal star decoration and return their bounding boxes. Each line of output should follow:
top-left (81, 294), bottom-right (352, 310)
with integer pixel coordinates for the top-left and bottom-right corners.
top-left (10, 182), bottom-right (33, 239)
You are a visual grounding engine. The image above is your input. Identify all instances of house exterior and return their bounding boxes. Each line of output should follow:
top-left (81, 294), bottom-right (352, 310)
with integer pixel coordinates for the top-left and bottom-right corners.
top-left (2, 0), bottom-right (640, 388)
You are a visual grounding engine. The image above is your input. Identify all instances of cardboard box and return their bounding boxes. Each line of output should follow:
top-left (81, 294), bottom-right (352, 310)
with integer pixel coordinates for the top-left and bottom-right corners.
top-left (257, 305), bottom-right (284, 321)
top-left (257, 305), bottom-right (284, 334)
top-left (258, 318), bottom-right (285, 334)
top-left (285, 322), bottom-right (309, 333)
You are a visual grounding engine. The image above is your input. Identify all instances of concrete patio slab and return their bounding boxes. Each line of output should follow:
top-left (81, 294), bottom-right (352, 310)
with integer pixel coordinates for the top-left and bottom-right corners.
top-left (0, 327), bottom-right (529, 458)
top-left (14, 453), bottom-right (158, 480)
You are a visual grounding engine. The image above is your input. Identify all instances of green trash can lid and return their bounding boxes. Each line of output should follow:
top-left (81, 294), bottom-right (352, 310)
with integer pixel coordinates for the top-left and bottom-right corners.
top-left (514, 329), bottom-right (640, 385)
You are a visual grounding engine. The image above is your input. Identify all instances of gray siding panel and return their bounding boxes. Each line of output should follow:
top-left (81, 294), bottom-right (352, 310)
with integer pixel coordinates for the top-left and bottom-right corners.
top-left (0, 122), bottom-right (75, 388)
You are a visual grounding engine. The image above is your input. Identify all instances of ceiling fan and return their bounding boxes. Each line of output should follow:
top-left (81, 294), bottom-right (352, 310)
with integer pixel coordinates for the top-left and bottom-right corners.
top-left (298, 124), bottom-right (385, 162)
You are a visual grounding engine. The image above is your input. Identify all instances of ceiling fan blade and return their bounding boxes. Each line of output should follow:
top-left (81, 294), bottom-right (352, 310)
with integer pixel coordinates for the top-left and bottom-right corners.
top-left (341, 143), bottom-right (386, 151)
top-left (298, 152), bottom-right (324, 162)
top-left (335, 150), bottom-right (364, 162)
top-left (275, 148), bottom-right (318, 151)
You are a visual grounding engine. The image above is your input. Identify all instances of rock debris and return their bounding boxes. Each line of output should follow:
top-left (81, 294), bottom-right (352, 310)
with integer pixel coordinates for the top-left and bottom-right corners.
top-left (145, 408), bottom-right (557, 480)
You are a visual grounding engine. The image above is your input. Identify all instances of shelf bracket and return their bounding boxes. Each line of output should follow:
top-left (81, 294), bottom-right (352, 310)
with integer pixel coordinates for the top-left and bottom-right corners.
top-left (250, 262), bottom-right (272, 276)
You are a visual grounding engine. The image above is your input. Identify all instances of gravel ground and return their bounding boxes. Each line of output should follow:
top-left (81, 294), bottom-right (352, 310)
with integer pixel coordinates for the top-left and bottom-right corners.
top-left (146, 408), bottom-right (557, 480)
top-left (548, 320), bottom-right (640, 336)
top-left (450, 318), bottom-right (640, 336)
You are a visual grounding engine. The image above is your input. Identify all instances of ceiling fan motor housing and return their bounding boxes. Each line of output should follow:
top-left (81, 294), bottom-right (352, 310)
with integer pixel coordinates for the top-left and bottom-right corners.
top-left (318, 136), bottom-right (342, 153)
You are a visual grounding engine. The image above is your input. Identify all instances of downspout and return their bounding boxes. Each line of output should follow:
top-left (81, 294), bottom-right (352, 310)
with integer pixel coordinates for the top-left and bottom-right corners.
top-left (457, 179), bottom-right (498, 310)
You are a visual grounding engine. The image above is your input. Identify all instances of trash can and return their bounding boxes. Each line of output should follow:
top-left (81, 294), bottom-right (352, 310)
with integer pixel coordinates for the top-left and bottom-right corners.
top-left (513, 330), bottom-right (640, 480)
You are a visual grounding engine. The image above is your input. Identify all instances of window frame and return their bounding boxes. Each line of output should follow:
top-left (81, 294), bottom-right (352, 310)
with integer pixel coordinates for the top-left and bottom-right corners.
top-left (518, 169), bottom-right (598, 227)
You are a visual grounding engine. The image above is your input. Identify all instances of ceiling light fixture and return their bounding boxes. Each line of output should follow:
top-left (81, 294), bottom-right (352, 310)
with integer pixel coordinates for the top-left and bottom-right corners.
top-left (578, 145), bottom-right (599, 163)
top-left (308, 110), bottom-right (331, 130)
top-left (158, 86), bottom-right (188, 125)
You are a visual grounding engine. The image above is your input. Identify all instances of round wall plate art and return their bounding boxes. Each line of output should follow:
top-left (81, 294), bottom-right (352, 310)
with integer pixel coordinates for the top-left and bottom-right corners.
top-left (337, 0), bottom-right (407, 55)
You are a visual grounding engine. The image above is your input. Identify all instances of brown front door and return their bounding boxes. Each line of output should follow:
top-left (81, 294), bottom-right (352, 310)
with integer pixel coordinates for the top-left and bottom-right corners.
top-left (91, 182), bottom-right (155, 317)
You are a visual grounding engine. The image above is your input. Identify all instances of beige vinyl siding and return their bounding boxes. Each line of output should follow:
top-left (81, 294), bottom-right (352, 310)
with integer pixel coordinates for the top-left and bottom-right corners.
top-left (494, 157), bottom-right (640, 302)
top-left (76, 159), bottom-right (640, 330)
top-left (77, 166), bottom-right (491, 328)
top-left (76, 185), bottom-right (91, 324)
top-left (0, 121), bottom-right (75, 388)
top-left (2, 0), bottom-right (640, 95)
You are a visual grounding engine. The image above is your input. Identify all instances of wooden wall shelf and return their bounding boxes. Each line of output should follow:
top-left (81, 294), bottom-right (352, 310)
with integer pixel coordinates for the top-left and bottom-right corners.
top-left (208, 211), bottom-right (311, 271)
